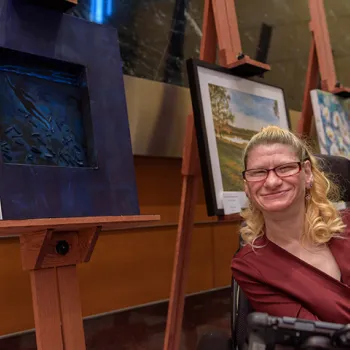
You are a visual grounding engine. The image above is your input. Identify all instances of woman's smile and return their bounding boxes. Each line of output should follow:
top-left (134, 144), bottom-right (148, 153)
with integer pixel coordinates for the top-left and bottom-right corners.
top-left (261, 189), bottom-right (290, 199)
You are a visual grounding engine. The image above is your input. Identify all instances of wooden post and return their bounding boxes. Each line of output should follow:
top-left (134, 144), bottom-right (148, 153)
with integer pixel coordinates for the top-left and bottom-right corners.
top-left (163, 1), bottom-right (270, 349)
top-left (298, 0), bottom-right (350, 135)
top-left (1, 215), bottom-right (160, 350)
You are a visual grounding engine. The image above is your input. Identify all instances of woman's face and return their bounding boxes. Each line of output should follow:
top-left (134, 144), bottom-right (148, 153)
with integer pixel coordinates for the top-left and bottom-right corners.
top-left (244, 143), bottom-right (313, 214)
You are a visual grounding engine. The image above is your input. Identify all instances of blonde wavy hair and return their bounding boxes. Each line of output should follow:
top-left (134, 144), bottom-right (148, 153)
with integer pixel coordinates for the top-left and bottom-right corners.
top-left (240, 125), bottom-right (346, 247)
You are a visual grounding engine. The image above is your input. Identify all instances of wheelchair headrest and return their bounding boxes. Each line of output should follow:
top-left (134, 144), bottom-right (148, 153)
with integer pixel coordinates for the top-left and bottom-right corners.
top-left (314, 154), bottom-right (350, 202)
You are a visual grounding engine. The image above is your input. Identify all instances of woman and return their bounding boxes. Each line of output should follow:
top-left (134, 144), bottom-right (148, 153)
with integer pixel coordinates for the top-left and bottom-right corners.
top-left (231, 125), bottom-right (350, 324)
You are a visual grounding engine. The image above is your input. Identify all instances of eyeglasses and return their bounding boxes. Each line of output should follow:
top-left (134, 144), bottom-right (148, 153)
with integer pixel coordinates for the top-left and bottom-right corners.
top-left (242, 161), bottom-right (303, 182)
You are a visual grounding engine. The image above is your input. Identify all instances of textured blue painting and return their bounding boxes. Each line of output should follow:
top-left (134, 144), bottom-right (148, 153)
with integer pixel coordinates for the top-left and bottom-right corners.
top-left (0, 48), bottom-right (94, 167)
top-left (0, 0), bottom-right (140, 219)
top-left (310, 89), bottom-right (350, 159)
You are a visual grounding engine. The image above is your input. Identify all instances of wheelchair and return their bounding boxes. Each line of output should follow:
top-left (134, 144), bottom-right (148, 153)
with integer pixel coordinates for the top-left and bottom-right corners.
top-left (196, 154), bottom-right (350, 350)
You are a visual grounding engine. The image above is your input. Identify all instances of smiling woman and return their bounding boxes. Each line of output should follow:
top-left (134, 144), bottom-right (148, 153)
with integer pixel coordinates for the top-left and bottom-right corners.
top-left (244, 143), bottom-right (311, 215)
top-left (231, 125), bottom-right (350, 324)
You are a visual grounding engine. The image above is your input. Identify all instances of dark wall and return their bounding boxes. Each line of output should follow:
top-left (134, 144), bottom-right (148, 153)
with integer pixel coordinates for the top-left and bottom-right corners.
top-left (68, 0), bottom-right (350, 112)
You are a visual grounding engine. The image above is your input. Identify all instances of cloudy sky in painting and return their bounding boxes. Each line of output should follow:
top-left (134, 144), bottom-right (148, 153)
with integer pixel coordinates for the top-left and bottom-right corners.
top-left (228, 89), bottom-right (279, 131)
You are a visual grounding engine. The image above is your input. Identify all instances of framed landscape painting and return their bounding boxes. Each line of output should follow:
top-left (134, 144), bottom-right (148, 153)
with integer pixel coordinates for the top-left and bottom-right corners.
top-left (186, 59), bottom-right (290, 216)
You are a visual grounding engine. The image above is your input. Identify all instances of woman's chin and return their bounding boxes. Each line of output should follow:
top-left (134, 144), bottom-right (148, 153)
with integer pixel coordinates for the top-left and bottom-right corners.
top-left (260, 199), bottom-right (293, 212)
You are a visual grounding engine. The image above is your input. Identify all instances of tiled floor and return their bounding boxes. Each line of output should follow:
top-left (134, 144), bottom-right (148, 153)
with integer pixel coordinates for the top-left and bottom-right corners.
top-left (0, 288), bottom-right (231, 350)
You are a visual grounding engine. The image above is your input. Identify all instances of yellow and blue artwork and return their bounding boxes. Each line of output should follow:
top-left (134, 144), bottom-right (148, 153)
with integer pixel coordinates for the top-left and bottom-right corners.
top-left (311, 89), bottom-right (350, 159)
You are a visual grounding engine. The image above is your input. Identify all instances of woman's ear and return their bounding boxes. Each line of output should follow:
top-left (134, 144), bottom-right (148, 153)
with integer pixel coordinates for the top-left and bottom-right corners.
top-left (304, 160), bottom-right (313, 186)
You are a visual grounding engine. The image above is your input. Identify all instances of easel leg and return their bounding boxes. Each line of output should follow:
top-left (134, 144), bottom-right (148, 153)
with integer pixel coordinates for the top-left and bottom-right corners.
top-left (30, 265), bottom-right (86, 350)
top-left (200, 0), bottom-right (217, 62)
top-left (297, 37), bottom-right (319, 135)
top-left (57, 265), bottom-right (86, 350)
top-left (30, 268), bottom-right (64, 350)
top-left (163, 176), bottom-right (199, 350)
top-left (23, 228), bottom-right (97, 350)
top-left (164, 0), bottom-right (263, 347)
top-left (163, 115), bottom-right (200, 350)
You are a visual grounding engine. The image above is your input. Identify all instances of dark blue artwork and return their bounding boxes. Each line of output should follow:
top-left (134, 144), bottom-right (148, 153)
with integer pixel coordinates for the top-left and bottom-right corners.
top-left (0, 48), bottom-right (94, 167)
top-left (0, 0), bottom-right (140, 219)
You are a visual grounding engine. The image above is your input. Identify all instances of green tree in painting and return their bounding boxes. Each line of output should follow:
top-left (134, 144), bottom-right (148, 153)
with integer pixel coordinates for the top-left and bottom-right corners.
top-left (209, 84), bottom-right (235, 138)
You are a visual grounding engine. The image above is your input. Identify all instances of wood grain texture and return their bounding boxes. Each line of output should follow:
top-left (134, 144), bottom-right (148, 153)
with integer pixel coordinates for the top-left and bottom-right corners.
top-left (0, 215), bottom-right (160, 237)
top-left (214, 0), bottom-right (242, 55)
top-left (163, 176), bottom-right (200, 350)
top-left (298, 38), bottom-right (319, 136)
top-left (199, 0), bottom-right (217, 63)
top-left (79, 227), bottom-right (101, 263)
top-left (20, 226), bottom-right (104, 270)
top-left (57, 265), bottom-right (86, 350)
top-left (308, 0), bottom-right (337, 90)
top-left (19, 230), bottom-right (52, 270)
top-left (224, 55), bottom-right (270, 71)
top-left (181, 115), bottom-right (200, 176)
top-left (19, 215), bottom-right (159, 350)
top-left (29, 268), bottom-right (63, 350)
top-left (21, 231), bottom-right (80, 270)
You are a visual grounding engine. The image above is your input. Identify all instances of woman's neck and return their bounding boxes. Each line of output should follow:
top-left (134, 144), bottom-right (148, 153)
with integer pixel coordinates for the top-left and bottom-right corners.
top-left (263, 205), bottom-right (305, 246)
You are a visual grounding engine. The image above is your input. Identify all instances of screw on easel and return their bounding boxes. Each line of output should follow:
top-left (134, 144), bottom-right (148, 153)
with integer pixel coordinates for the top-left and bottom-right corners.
top-left (56, 240), bottom-right (70, 256)
top-left (335, 81), bottom-right (341, 88)
top-left (237, 52), bottom-right (245, 60)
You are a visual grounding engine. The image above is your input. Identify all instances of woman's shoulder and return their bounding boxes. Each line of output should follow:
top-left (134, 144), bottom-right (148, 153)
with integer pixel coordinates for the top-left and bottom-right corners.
top-left (231, 236), bottom-right (270, 282)
top-left (232, 235), bottom-right (267, 263)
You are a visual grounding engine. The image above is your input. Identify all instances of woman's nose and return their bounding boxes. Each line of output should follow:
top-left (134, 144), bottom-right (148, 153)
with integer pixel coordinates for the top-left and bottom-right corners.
top-left (264, 170), bottom-right (282, 187)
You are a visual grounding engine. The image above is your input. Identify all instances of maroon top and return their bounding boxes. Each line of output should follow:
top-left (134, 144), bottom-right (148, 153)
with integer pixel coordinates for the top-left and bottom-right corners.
top-left (231, 209), bottom-right (350, 324)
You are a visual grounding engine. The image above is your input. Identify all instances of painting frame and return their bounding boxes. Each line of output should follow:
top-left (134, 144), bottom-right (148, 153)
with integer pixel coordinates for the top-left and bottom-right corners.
top-left (0, 0), bottom-right (140, 220)
top-left (186, 58), bottom-right (290, 217)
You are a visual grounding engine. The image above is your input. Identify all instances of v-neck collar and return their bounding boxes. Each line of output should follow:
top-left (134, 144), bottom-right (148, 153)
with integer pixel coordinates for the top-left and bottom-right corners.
top-left (261, 234), bottom-right (349, 289)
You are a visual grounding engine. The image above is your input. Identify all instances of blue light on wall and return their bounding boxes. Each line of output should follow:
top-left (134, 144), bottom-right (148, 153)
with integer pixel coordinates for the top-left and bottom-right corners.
top-left (89, 0), bottom-right (113, 24)
top-left (106, 0), bottom-right (112, 16)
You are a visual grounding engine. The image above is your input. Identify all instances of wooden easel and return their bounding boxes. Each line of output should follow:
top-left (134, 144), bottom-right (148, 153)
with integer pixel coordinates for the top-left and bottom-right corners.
top-left (163, 1), bottom-right (270, 349)
top-left (3, 214), bottom-right (159, 350)
top-left (298, 0), bottom-right (350, 135)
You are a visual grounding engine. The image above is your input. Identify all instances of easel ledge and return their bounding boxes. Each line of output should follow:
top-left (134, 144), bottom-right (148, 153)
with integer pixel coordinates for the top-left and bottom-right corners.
top-left (0, 214), bottom-right (160, 236)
